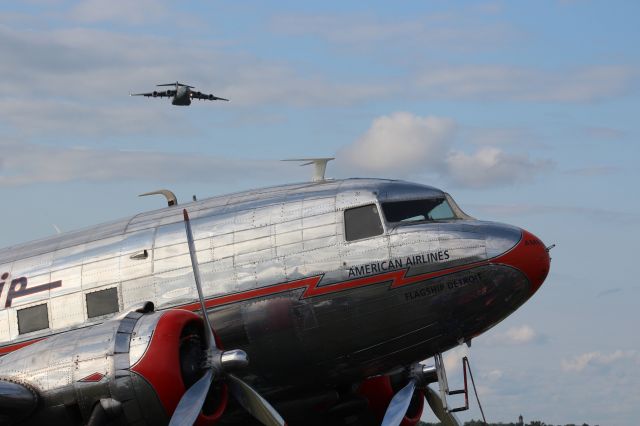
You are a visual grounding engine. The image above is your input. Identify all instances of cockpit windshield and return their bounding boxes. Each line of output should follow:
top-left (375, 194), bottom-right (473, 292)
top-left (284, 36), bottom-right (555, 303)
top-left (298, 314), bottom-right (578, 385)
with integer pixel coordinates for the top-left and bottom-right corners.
top-left (382, 197), bottom-right (459, 224)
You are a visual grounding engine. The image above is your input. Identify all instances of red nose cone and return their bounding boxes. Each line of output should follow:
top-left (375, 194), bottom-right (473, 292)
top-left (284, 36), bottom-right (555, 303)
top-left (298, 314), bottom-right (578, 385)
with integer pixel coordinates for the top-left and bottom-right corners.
top-left (496, 230), bottom-right (551, 295)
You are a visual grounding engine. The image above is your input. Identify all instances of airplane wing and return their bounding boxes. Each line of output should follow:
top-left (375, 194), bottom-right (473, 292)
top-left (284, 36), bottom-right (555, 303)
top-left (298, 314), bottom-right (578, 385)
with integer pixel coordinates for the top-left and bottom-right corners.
top-left (130, 90), bottom-right (175, 98)
top-left (191, 91), bottom-right (229, 101)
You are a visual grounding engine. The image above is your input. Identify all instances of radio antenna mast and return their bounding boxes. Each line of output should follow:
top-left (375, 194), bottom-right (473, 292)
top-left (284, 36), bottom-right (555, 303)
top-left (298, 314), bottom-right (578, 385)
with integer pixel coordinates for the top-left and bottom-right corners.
top-left (282, 157), bottom-right (335, 182)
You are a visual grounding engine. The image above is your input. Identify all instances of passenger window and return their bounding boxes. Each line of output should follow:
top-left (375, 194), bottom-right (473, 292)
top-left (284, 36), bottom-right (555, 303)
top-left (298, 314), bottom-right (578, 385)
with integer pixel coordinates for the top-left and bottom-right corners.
top-left (86, 287), bottom-right (119, 319)
top-left (344, 204), bottom-right (383, 241)
top-left (17, 304), bottom-right (49, 334)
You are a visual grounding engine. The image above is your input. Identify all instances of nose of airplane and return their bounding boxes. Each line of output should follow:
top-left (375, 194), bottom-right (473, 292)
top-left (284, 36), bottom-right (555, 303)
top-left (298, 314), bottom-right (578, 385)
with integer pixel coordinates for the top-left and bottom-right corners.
top-left (493, 228), bottom-right (551, 296)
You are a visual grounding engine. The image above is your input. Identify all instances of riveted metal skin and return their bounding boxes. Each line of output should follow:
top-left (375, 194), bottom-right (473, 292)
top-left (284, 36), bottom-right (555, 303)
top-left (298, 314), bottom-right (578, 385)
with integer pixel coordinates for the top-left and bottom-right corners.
top-left (0, 178), bottom-right (551, 424)
top-left (0, 310), bottom-right (173, 425)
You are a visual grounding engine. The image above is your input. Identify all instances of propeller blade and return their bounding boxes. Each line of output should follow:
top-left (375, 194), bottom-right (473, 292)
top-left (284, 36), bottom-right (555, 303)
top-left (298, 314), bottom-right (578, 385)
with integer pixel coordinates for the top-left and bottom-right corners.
top-left (169, 369), bottom-right (214, 426)
top-left (424, 386), bottom-right (461, 426)
top-left (183, 209), bottom-right (217, 351)
top-left (381, 378), bottom-right (417, 426)
top-left (226, 373), bottom-right (286, 426)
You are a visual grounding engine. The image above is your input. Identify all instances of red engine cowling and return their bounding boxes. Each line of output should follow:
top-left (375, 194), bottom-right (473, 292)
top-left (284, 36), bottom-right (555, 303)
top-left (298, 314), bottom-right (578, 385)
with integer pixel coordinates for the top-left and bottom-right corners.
top-left (358, 375), bottom-right (424, 426)
top-left (131, 309), bottom-right (228, 425)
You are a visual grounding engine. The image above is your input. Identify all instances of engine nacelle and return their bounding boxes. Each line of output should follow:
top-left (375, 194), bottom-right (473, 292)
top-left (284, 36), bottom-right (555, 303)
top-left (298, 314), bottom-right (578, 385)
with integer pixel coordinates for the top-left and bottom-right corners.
top-left (208, 94), bottom-right (214, 100)
top-left (152, 91), bottom-right (158, 97)
top-left (358, 375), bottom-right (424, 426)
top-left (0, 307), bottom-right (227, 425)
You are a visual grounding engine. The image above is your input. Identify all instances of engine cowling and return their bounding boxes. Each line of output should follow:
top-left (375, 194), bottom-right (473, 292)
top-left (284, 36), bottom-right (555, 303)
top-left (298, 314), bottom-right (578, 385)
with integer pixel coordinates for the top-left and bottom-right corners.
top-left (358, 375), bottom-right (424, 426)
top-left (0, 307), bottom-right (227, 425)
top-left (153, 91), bottom-right (158, 97)
top-left (208, 94), bottom-right (214, 100)
top-left (130, 309), bottom-right (228, 425)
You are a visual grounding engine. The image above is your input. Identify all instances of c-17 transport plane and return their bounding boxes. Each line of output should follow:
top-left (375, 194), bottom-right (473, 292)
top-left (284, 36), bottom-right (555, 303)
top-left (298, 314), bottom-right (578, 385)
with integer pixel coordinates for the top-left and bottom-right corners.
top-left (0, 166), bottom-right (551, 426)
top-left (130, 81), bottom-right (229, 106)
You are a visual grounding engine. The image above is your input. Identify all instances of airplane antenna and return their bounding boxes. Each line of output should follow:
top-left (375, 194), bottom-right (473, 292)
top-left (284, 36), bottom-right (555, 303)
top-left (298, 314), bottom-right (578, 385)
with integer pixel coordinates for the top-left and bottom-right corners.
top-left (282, 157), bottom-right (335, 182)
top-left (139, 189), bottom-right (178, 207)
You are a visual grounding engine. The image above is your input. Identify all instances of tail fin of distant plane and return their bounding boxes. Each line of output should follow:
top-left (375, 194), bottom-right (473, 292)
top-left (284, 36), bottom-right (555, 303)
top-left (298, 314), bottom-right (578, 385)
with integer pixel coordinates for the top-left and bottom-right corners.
top-left (157, 81), bottom-right (194, 88)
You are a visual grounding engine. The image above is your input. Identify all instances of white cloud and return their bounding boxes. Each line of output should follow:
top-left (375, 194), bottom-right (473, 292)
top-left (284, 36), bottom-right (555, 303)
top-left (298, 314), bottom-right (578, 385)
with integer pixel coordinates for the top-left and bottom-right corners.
top-left (485, 325), bottom-right (544, 346)
top-left (414, 65), bottom-right (636, 103)
top-left (485, 369), bottom-right (503, 382)
top-left (0, 98), bottom-right (179, 138)
top-left (468, 203), bottom-right (636, 223)
top-left (583, 126), bottom-right (627, 141)
top-left (0, 140), bottom-right (294, 187)
top-left (562, 350), bottom-right (640, 372)
top-left (443, 344), bottom-right (470, 372)
top-left (0, 22), bottom-right (401, 141)
top-left (463, 126), bottom-right (535, 147)
top-left (222, 65), bottom-right (396, 107)
top-left (503, 325), bottom-right (539, 344)
top-left (270, 12), bottom-right (515, 53)
top-left (338, 112), bottom-right (549, 188)
top-left (69, 0), bottom-right (170, 25)
top-left (338, 112), bottom-right (454, 174)
top-left (563, 165), bottom-right (619, 177)
top-left (445, 147), bottom-right (551, 188)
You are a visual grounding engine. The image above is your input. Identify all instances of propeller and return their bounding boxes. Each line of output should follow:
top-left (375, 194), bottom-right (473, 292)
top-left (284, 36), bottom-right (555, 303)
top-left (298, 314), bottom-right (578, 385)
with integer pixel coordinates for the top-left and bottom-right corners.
top-left (169, 209), bottom-right (286, 426)
top-left (424, 386), bottom-right (460, 426)
top-left (381, 364), bottom-right (460, 426)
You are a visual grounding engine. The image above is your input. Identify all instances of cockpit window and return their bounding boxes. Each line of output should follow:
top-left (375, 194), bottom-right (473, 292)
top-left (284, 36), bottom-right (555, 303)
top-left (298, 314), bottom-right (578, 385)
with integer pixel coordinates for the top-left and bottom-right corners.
top-left (344, 204), bottom-right (384, 241)
top-left (382, 198), bottom-right (458, 223)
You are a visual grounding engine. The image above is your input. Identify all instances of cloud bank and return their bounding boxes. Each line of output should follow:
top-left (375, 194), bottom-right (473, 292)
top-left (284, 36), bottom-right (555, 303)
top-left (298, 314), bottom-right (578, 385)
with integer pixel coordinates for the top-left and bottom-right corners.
top-left (0, 140), bottom-right (293, 187)
top-left (486, 325), bottom-right (545, 345)
top-left (338, 112), bottom-right (550, 188)
top-left (562, 350), bottom-right (640, 372)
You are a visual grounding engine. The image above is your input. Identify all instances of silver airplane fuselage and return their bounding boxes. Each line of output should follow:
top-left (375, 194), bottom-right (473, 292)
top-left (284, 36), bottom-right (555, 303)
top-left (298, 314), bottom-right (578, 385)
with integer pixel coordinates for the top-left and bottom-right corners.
top-left (0, 178), bottom-right (550, 425)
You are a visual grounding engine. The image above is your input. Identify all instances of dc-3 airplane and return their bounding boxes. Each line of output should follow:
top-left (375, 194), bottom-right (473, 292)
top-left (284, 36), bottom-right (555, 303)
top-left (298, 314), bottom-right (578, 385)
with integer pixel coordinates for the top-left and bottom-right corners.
top-left (0, 159), bottom-right (551, 426)
top-left (130, 82), bottom-right (229, 106)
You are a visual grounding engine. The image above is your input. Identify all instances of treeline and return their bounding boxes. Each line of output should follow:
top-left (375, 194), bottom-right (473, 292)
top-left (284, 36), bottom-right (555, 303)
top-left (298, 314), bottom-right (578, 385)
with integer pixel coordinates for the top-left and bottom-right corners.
top-left (419, 421), bottom-right (599, 426)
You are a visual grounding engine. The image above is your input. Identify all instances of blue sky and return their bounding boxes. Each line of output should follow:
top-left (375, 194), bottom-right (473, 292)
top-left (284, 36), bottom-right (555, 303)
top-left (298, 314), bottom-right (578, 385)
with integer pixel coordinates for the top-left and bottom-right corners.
top-left (1, 1), bottom-right (639, 424)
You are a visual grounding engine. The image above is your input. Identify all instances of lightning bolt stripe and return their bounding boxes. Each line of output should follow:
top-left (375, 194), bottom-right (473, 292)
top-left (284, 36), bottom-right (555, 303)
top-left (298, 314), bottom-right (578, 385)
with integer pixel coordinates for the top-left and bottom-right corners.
top-left (179, 259), bottom-right (490, 313)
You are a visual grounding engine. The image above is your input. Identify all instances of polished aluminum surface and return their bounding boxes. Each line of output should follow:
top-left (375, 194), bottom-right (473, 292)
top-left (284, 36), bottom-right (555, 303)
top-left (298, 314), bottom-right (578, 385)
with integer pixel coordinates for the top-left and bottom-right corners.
top-left (170, 208), bottom-right (285, 426)
top-left (0, 309), bottom-right (163, 425)
top-left (0, 177), bottom-right (549, 425)
top-left (220, 349), bottom-right (249, 371)
top-left (0, 178), bottom-right (452, 348)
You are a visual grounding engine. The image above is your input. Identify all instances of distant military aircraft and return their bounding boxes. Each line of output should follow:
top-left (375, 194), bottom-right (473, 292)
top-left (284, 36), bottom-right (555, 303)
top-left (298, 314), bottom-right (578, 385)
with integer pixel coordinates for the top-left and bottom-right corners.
top-left (0, 160), bottom-right (552, 426)
top-left (130, 81), bottom-right (229, 106)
